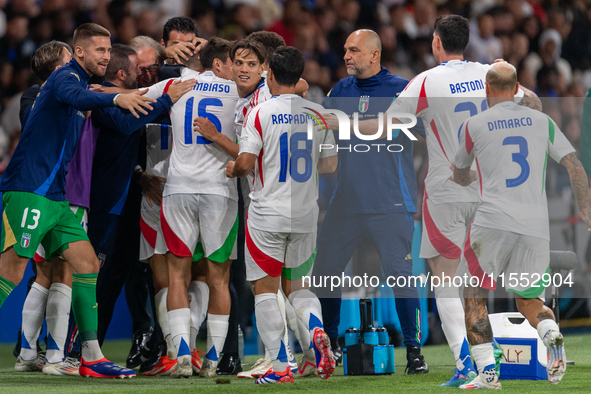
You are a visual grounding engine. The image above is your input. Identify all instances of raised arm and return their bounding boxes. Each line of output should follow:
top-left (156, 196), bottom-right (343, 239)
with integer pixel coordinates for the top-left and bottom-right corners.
top-left (194, 117), bottom-right (239, 159)
top-left (518, 86), bottom-right (543, 112)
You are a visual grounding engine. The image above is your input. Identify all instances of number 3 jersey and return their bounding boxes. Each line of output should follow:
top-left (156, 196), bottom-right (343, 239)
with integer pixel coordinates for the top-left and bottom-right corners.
top-left (239, 94), bottom-right (336, 233)
top-left (455, 101), bottom-right (574, 240)
top-left (389, 60), bottom-right (523, 205)
top-left (147, 70), bottom-right (239, 200)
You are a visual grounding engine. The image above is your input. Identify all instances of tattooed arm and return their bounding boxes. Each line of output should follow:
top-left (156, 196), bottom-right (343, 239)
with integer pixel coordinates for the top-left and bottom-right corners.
top-left (518, 86), bottom-right (543, 112)
top-left (452, 163), bottom-right (477, 186)
top-left (561, 152), bottom-right (591, 227)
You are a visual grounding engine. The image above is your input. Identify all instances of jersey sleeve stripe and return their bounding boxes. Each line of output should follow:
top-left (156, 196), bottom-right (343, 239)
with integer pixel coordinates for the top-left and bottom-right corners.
top-left (162, 79), bottom-right (175, 95)
top-left (160, 207), bottom-right (192, 257)
top-left (547, 116), bottom-right (555, 144)
top-left (416, 77), bottom-right (428, 114)
top-left (463, 226), bottom-right (496, 290)
top-left (254, 110), bottom-right (264, 188)
top-left (422, 191), bottom-right (461, 259)
top-left (465, 121), bottom-right (474, 155)
top-left (429, 119), bottom-right (449, 162)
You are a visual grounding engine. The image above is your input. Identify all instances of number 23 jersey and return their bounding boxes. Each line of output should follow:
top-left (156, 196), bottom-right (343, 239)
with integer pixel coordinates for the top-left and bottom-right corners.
top-left (147, 70), bottom-right (239, 200)
top-left (239, 94), bottom-right (336, 232)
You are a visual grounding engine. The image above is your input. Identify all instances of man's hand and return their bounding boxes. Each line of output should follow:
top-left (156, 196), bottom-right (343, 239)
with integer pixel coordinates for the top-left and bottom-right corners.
top-left (226, 161), bottom-right (236, 178)
top-left (138, 173), bottom-right (166, 207)
top-left (194, 117), bottom-right (220, 142)
top-left (89, 84), bottom-right (105, 92)
top-left (166, 79), bottom-right (197, 103)
top-left (165, 37), bottom-right (208, 64)
top-left (115, 90), bottom-right (157, 118)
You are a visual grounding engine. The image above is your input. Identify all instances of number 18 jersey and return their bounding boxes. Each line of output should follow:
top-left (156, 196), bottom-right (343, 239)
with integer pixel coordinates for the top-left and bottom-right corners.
top-left (148, 70), bottom-right (239, 200)
top-left (239, 94), bottom-right (336, 233)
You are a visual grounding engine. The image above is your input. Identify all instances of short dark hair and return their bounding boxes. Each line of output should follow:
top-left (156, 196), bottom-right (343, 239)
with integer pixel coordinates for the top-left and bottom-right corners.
top-left (269, 46), bottom-right (304, 86)
top-left (230, 39), bottom-right (266, 65)
top-left (246, 31), bottom-right (285, 62)
top-left (31, 40), bottom-right (72, 81)
top-left (433, 15), bottom-right (470, 55)
top-left (73, 23), bottom-right (111, 48)
top-left (162, 16), bottom-right (199, 44)
top-left (198, 37), bottom-right (232, 70)
top-left (104, 44), bottom-right (137, 82)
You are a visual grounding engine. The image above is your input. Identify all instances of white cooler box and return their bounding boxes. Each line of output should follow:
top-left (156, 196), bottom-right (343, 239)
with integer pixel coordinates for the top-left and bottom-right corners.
top-left (489, 312), bottom-right (547, 380)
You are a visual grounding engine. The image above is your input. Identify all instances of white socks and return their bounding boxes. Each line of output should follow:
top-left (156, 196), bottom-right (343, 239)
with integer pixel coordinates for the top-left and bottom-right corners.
top-left (434, 283), bottom-right (470, 369)
top-left (288, 289), bottom-right (324, 338)
top-left (168, 308), bottom-right (191, 359)
top-left (255, 293), bottom-right (289, 372)
top-left (284, 292), bottom-right (314, 359)
top-left (537, 318), bottom-right (559, 347)
top-left (205, 314), bottom-right (229, 362)
top-left (188, 281), bottom-right (209, 351)
top-left (276, 290), bottom-right (294, 362)
top-left (471, 343), bottom-right (496, 373)
top-left (155, 288), bottom-right (176, 358)
top-left (81, 339), bottom-right (104, 362)
top-left (45, 283), bottom-right (72, 363)
top-left (20, 282), bottom-right (49, 360)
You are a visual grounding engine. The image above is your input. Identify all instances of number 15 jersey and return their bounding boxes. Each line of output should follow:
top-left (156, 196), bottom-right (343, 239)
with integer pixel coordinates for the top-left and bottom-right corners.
top-left (455, 101), bottom-right (574, 240)
top-left (147, 70), bottom-right (239, 200)
top-left (239, 94), bottom-right (336, 233)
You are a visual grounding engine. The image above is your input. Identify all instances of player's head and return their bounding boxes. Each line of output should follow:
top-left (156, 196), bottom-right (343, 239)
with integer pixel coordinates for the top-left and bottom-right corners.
top-left (128, 35), bottom-right (165, 88)
top-left (485, 62), bottom-right (519, 101)
top-left (162, 16), bottom-right (199, 48)
top-left (267, 46), bottom-right (304, 93)
top-left (246, 31), bottom-right (285, 69)
top-left (104, 44), bottom-right (139, 89)
top-left (72, 23), bottom-right (111, 77)
top-left (197, 37), bottom-right (233, 80)
top-left (343, 29), bottom-right (382, 79)
top-left (432, 15), bottom-right (469, 64)
top-left (230, 39), bottom-right (265, 93)
top-left (31, 40), bottom-right (73, 82)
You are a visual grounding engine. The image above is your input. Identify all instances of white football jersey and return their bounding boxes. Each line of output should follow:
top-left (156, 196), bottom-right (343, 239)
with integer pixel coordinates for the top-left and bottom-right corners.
top-left (239, 94), bottom-right (337, 233)
top-left (145, 123), bottom-right (172, 178)
top-left (234, 74), bottom-right (271, 138)
top-left (147, 70), bottom-right (239, 199)
top-left (389, 60), bottom-right (524, 204)
top-left (455, 101), bottom-right (574, 240)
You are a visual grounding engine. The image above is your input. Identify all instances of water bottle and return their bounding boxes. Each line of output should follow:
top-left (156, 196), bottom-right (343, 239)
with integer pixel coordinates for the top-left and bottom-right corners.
top-left (238, 325), bottom-right (245, 362)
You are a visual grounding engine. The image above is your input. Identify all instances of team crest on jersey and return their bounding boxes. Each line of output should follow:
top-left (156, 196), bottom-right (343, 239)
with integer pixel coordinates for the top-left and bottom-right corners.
top-left (21, 233), bottom-right (31, 248)
top-left (359, 96), bottom-right (370, 113)
top-left (98, 253), bottom-right (106, 268)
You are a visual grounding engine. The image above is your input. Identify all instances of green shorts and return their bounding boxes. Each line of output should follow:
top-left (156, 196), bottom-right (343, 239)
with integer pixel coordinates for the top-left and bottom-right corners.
top-left (1, 191), bottom-right (89, 259)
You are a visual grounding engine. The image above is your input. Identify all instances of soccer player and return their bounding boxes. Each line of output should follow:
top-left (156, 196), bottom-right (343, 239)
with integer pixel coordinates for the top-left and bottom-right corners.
top-left (161, 16), bottom-right (207, 66)
top-left (0, 23), bottom-right (155, 378)
top-left (145, 37), bottom-right (239, 378)
top-left (452, 62), bottom-right (584, 388)
top-left (312, 29), bottom-right (428, 375)
top-left (227, 46), bottom-right (338, 384)
top-left (349, 15), bottom-right (542, 386)
top-left (15, 41), bottom-right (82, 376)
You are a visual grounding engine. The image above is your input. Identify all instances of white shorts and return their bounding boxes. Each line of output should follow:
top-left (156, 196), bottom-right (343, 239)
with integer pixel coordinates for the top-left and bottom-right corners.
top-left (245, 219), bottom-right (316, 282)
top-left (456, 224), bottom-right (549, 298)
top-left (160, 193), bottom-right (238, 262)
top-left (420, 198), bottom-right (478, 260)
top-left (139, 194), bottom-right (168, 262)
top-left (34, 205), bottom-right (88, 262)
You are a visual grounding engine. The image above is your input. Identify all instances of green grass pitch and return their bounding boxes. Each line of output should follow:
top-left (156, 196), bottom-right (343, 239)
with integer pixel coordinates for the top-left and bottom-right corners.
top-left (1, 333), bottom-right (591, 393)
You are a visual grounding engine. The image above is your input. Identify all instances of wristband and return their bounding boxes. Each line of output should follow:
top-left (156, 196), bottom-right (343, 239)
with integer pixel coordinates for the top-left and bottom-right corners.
top-left (113, 94), bottom-right (120, 107)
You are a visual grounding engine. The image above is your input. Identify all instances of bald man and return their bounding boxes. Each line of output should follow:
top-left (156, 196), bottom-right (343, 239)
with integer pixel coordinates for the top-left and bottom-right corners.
top-left (451, 62), bottom-right (582, 388)
top-left (313, 29), bottom-right (428, 374)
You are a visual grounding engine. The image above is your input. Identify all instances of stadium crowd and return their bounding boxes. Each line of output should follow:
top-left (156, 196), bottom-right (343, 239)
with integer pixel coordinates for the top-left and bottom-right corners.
top-left (0, 0), bottom-right (587, 388)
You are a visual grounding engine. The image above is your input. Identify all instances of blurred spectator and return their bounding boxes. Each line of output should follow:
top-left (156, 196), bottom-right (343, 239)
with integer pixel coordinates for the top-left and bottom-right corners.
top-left (524, 28), bottom-right (572, 89)
top-left (267, 0), bottom-right (305, 46)
top-left (465, 12), bottom-right (502, 64)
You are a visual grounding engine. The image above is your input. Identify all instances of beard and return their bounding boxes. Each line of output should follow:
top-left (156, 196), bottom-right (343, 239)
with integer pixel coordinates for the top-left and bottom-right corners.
top-left (86, 59), bottom-right (107, 77)
top-left (346, 62), bottom-right (369, 78)
top-left (124, 73), bottom-right (138, 89)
